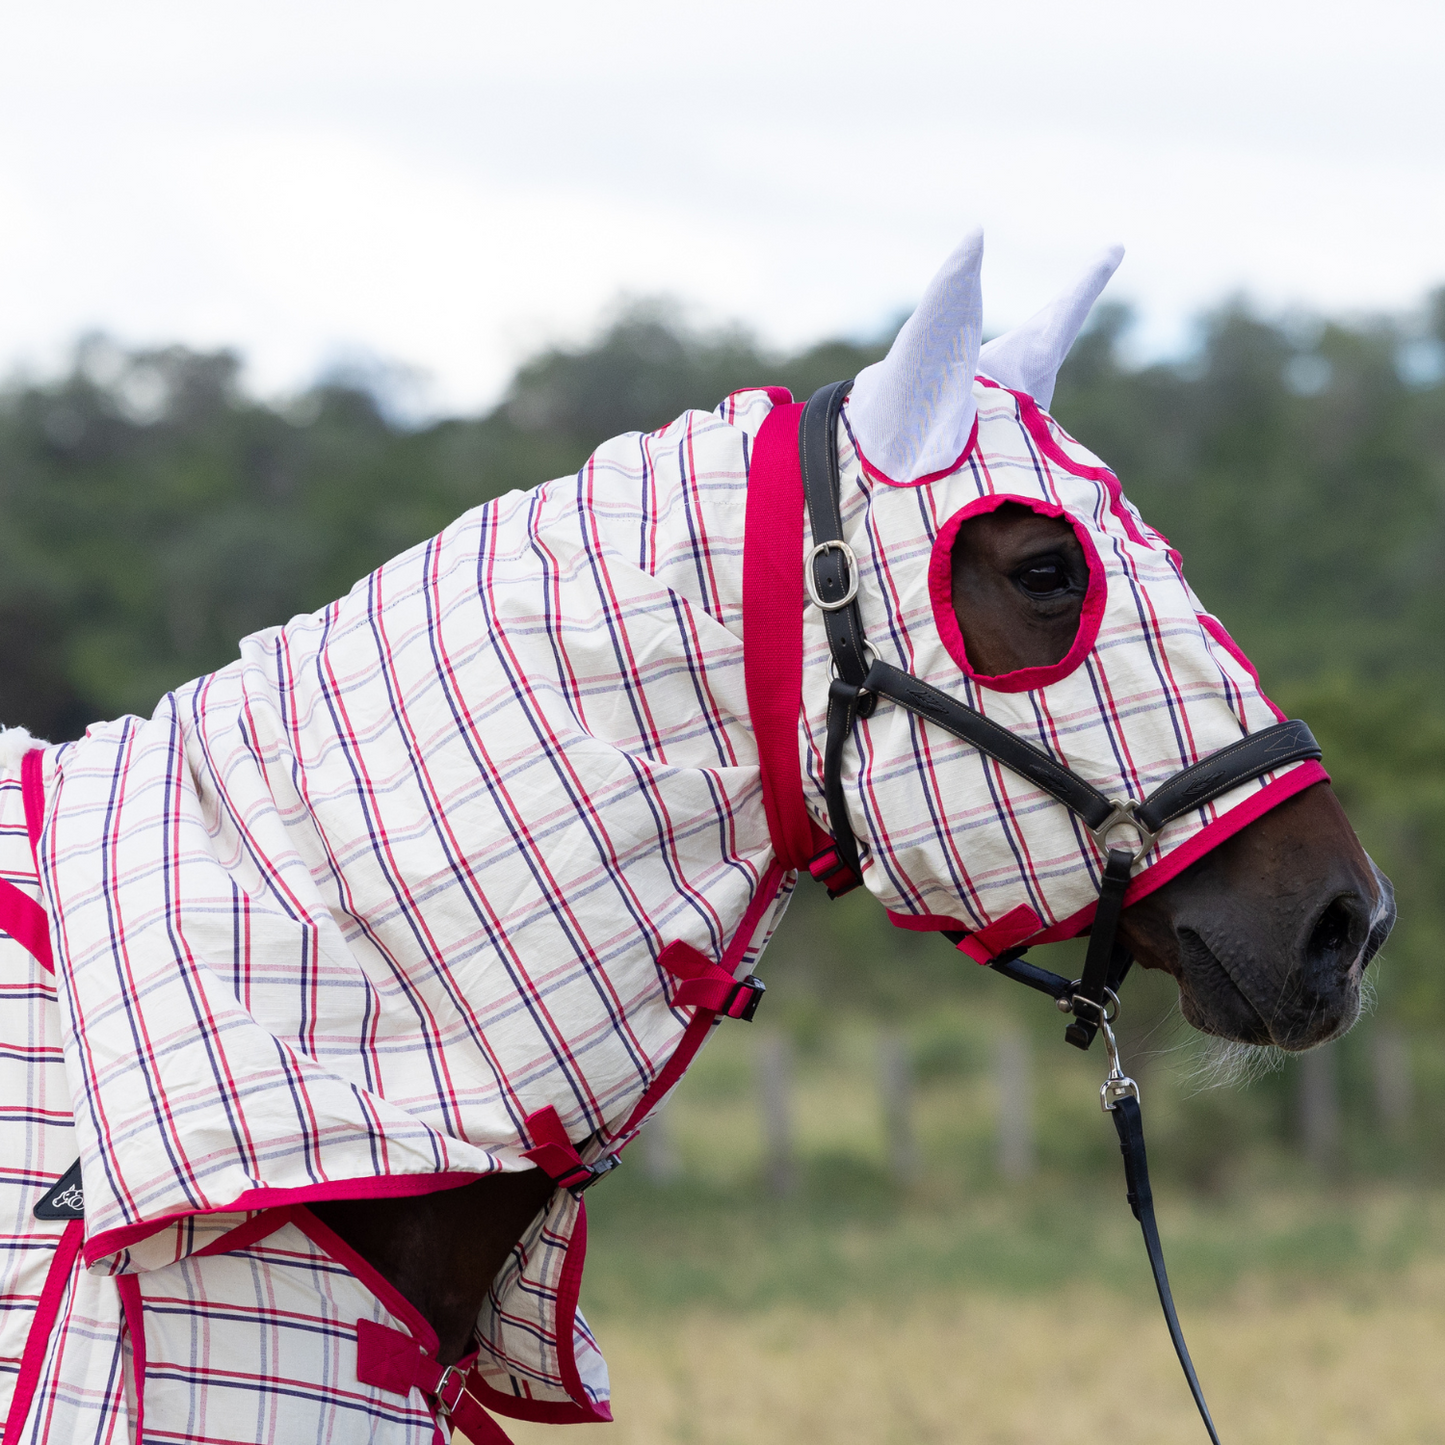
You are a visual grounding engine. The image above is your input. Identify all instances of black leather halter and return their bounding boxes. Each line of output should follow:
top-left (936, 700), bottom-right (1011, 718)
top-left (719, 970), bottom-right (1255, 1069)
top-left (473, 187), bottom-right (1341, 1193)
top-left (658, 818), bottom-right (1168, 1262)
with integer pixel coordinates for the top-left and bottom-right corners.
top-left (799, 378), bottom-right (1324, 1444)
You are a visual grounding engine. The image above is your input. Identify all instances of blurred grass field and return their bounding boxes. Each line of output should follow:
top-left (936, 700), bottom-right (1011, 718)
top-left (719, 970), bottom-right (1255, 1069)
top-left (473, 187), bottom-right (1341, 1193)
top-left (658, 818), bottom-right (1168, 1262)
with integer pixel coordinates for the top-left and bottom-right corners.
top-left (495, 916), bottom-right (1445, 1444)
top-left (503, 1270), bottom-right (1445, 1444)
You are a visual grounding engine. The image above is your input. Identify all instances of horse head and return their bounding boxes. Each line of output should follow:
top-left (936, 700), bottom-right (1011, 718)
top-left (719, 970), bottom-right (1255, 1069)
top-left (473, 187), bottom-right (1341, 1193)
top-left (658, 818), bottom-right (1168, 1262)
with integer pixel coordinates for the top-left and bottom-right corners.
top-left (842, 231), bottom-right (1393, 1052)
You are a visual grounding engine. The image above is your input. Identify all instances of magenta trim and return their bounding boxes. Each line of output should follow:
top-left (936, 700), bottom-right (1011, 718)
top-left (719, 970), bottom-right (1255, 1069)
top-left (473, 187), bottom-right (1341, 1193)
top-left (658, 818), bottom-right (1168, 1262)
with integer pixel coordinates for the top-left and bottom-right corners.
top-left (977, 377), bottom-right (1150, 546)
top-left (3, 1217), bottom-right (83, 1443)
top-left (885, 909), bottom-right (969, 933)
top-left (852, 412), bottom-right (980, 489)
top-left (743, 401), bottom-right (814, 869)
top-left (20, 747), bottom-right (45, 855)
top-left (954, 903), bottom-right (1043, 964)
top-left (1027, 763), bottom-right (1331, 945)
top-left (1198, 614), bottom-right (1288, 723)
top-left (928, 494), bottom-right (1107, 692)
top-left (83, 1169), bottom-right (488, 1266)
top-left (292, 1205), bottom-right (441, 1352)
top-left (467, 1199), bottom-right (611, 1426)
top-left (3, 747), bottom-right (55, 971)
top-left (117, 1273), bottom-right (146, 1441)
top-left (0, 877), bottom-right (53, 972)
top-left (724, 385), bottom-right (793, 409)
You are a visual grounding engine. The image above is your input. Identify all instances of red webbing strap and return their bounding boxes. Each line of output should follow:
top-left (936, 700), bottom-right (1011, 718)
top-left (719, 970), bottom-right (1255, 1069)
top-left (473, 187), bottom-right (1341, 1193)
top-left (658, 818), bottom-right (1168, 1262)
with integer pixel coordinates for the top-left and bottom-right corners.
top-left (656, 939), bottom-right (763, 1019)
top-left (743, 398), bottom-right (860, 892)
top-left (2, 1218), bottom-right (83, 1442)
top-left (0, 748), bottom-right (53, 972)
top-left (0, 878), bottom-right (53, 972)
top-left (520, 1105), bottom-right (597, 1194)
top-left (743, 399), bottom-right (815, 870)
top-left (355, 1318), bottom-right (515, 1444)
top-left (21, 748), bottom-right (45, 854)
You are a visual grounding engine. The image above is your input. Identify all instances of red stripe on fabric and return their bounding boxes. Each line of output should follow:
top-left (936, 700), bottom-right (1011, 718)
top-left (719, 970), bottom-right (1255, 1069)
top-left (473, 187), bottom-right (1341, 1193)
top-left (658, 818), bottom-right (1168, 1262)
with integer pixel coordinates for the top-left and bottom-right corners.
top-left (117, 1273), bottom-right (146, 1442)
top-left (1026, 763), bottom-right (1331, 946)
top-left (2, 1218), bottom-right (83, 1444)
top-left (83, 1170), bottom-right (488, 1266)
top-left (0, 877), bottom-right (53, 972)
top-left (743, 401), bottom-right (814, 869)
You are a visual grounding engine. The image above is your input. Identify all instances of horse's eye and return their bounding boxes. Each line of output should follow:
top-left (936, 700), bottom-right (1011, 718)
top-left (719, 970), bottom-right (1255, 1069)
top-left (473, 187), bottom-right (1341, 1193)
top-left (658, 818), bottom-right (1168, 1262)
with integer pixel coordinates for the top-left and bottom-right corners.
top-left (1016, 560), bottom-right (1070, 597)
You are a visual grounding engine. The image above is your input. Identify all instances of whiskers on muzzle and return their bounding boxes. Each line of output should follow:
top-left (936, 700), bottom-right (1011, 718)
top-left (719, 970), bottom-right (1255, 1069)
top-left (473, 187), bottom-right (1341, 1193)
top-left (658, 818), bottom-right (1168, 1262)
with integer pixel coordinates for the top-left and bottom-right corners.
top-left (1182, 1035), bottom-right (1289, 1094)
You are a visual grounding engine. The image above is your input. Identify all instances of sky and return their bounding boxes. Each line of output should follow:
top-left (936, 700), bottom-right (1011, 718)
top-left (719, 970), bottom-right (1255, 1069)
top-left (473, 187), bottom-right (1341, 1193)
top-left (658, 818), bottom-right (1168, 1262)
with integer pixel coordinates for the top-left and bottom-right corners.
top-left (2, 0), bottom-right (1443, 415)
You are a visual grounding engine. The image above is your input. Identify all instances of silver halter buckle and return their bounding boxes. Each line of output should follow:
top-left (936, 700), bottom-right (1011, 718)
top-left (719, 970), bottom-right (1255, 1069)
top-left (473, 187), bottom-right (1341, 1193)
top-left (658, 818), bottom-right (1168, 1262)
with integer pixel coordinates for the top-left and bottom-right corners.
top-left (1090, 798), bottom-right (1158, 866)
top-left (804, 539), bottom-right (860, 611)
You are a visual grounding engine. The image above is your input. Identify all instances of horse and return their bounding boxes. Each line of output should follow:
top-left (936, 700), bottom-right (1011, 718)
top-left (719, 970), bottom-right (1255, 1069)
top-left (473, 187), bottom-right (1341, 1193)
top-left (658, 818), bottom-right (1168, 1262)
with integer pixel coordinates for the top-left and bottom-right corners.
top-left (0, 230), bottom-right (1393, 1444)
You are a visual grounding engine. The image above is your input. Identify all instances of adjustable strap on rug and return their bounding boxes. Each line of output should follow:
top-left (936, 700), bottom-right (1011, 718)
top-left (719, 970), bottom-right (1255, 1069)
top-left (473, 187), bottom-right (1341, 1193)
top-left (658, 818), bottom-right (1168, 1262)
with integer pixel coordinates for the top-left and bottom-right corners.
top-left (356, 1318), bottom-right (516, 1445)
top-left (794, 378), bottom-right (1327, 1442)
top-left (522, 1105), bottom-right (621, 1198)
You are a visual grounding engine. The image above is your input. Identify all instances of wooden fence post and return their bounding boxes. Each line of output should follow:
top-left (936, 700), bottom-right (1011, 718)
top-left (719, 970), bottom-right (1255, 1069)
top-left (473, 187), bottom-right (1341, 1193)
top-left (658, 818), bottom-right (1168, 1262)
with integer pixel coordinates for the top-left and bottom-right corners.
top-left (757, 1032), bottom-right (796, 1197)
top-left (878, 1028), bottom-right (919, 1184)
top-left (996, 1027), bottom-right (1035, 1181)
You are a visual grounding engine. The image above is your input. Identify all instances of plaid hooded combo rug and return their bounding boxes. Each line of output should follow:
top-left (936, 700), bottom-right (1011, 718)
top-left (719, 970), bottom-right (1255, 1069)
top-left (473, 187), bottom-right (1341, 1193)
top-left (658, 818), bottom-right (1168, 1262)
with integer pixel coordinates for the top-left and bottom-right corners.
top-left (0, 235), bottom-right (1323, 1444)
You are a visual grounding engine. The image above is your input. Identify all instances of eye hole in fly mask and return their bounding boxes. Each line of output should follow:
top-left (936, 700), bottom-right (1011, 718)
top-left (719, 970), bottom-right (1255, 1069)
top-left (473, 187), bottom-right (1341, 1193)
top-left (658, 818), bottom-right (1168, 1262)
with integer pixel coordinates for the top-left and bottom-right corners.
top-left (927, 497), bottom-right (1107, 694)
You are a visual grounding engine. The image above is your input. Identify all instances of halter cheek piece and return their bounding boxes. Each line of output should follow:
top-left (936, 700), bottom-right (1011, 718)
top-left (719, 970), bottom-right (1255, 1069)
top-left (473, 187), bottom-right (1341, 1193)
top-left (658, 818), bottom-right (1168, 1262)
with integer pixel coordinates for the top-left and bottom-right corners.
top-left (800, 379), bottom-right (1323, 1445)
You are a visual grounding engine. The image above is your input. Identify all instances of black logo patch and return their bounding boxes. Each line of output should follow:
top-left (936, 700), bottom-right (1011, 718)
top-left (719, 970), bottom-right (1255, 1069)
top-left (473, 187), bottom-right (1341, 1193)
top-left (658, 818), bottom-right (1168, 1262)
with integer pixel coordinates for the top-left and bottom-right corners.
top-left (34, 1159), bottom-right (84, 1220)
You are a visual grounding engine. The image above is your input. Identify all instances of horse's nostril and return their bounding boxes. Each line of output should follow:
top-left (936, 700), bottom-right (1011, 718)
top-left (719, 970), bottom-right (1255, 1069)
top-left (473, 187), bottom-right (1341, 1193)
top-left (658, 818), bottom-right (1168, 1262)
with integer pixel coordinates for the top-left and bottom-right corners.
top-left (1306, 893), bottom-right (1370, 976)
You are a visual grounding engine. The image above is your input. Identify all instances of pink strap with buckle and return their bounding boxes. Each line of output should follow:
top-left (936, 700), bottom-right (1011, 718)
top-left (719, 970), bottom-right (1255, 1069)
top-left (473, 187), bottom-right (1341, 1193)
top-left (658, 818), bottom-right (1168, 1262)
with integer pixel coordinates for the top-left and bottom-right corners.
top-left (656, 939), bottom-right (764, 1019)
top-left (520, 1105), bottom-right (604, 1193)
top-left (356, 1317), bottom-right (514, 1444)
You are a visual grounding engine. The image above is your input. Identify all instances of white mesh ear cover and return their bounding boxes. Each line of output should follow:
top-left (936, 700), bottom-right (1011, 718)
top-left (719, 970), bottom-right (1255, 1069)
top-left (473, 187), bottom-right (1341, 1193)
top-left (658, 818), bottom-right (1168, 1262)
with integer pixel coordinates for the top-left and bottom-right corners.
top-left (848, 229), bottom-right (984, 484)
top-left (977, 246), bottom-right (1124, 409)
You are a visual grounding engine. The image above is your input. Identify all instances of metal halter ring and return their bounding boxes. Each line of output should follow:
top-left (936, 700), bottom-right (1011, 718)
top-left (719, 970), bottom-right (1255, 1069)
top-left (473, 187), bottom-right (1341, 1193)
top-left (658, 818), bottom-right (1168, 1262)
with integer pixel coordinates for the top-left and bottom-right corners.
top-left (1090, 798), bottom-right (1158, 866)
top-left (1065, 985), bottom-right (1121, 1025)
top-left (805, 539), bottom-right (860, 611)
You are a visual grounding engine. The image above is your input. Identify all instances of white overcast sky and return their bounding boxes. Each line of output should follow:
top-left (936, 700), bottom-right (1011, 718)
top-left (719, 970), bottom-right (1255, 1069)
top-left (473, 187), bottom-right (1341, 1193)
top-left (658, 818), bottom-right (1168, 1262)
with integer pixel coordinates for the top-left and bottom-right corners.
top-left (2, 0), bottom-right (1442, 413)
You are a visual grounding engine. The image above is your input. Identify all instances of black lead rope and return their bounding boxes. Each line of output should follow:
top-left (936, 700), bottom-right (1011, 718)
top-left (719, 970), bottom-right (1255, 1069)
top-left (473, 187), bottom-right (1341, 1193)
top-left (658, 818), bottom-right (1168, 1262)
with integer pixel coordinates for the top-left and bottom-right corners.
top-left (1112, 1094), bottom-right (1222, 1445)
top-left (796, 379), bottom-right (1325, 1442)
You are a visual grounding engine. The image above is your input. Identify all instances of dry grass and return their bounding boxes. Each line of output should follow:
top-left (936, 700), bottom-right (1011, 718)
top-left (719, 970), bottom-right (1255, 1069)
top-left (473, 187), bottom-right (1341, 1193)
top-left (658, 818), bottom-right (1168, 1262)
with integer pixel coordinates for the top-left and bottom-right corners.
top-left (497, 1262), bottom-right (1445, 1445)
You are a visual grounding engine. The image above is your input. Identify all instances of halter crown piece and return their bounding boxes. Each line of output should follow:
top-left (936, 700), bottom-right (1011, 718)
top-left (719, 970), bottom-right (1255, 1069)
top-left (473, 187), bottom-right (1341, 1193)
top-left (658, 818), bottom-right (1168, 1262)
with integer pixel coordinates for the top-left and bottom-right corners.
top-left (809, 233), bottom-right (1324, 1445)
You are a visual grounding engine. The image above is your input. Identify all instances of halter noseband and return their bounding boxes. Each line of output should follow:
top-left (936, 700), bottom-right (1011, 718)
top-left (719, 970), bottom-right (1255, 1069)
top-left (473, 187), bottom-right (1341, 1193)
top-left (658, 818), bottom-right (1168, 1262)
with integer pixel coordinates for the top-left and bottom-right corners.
top-left (799, 378), bottom-right (1321, 1444)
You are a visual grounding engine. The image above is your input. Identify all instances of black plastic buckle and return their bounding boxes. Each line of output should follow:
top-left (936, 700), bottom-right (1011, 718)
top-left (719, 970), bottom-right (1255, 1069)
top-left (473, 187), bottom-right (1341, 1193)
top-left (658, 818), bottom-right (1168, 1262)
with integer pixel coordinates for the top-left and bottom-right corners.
top-left (722, 975), bottom-right (766, 1021)
top-left (808, 845), bottom-right (862, 898)
top-left (562, 1153), bottom-right (620, 1199)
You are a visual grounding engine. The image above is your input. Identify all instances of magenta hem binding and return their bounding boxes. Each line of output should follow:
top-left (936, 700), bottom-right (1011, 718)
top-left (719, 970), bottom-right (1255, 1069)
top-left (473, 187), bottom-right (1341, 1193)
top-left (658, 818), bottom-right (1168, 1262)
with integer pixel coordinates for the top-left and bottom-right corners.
top-left (848, 409), bottom-right (981, 489)
top-left (927, 493), bottom-right (1107, 692)
top-left (83, 1169), bottom-right (489, 1267)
